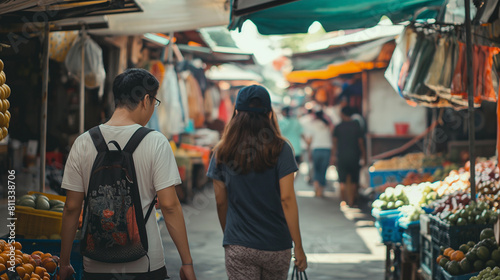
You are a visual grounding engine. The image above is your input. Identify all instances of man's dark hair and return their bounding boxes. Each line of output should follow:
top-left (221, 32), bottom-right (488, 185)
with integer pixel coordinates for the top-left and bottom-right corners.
top-left (341, 106), bottom-right (354, 117)
top-left (112, 68), bottom-right (159, 110)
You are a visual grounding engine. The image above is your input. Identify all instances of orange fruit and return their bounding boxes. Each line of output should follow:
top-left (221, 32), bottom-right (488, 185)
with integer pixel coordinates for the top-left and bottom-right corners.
top-left (42, 258), bottom-right (57, 274)
top-left (443, 248), bottom-right (454, 257)
top-left (43, 272), bottom-right (49, 279)
top-left (34, 266), bottom-right (46, 278)
top-left (42, 277), bottom-right (50, 280)
top-left (451, 250), bottom-right (465, 261)
top-left (0, 256), bottom-right (5, 265)
top-left (436, 255), bottom-right (444, 264)
top-left (31, 251), bottom-right (43, 258)
top-left (22, 254), bottom-right (30, 264)
top-left (0, 273), bottom-right (7, 280)
top-left (23, 274), bottom-right (30, 280)
top-left (15, 250), bottom-right (22, 257)
top-left (40, 253), bottom-right (51, 260)
top-left (12, 242), bottom-right (21, 251)
top-left (0, 263), bottom-right (5, 272)
top-left (22, 263), bottom-right (34, 275)
top-left (15, 266), bottom-right (26, 278)
top-left (30, 272), bottom-right (41, 280)
top-left (0, 254), bottom-right (8, 263)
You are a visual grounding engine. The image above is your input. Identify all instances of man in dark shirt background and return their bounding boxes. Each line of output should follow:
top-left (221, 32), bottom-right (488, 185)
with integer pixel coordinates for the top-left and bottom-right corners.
top-left (332, 106), bottom-right (366, 207)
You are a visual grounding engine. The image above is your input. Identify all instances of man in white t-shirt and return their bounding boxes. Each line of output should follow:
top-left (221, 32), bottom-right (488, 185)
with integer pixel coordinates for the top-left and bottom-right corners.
top-left (59, 69), bottom-right (197, 280)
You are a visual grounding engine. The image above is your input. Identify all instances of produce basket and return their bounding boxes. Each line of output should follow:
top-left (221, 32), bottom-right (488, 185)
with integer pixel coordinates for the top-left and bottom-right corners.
top-left (429, 215), bottom-right (493, 248)
top-left (398, 220), bottom-right (420, 252)
top-left (15, 192), bottom-right (66, 238)
top-left (420, 234), bottom-right (433, 278)
top-left (438, 266), bottom-right (478, 280)
top-left (372, 209), bottom-right (402, 243)
top-left (19, 238), bottom-right (83, 280)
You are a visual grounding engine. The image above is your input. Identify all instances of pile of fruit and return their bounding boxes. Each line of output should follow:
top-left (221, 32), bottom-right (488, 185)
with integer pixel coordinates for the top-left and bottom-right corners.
top-left (431, 195), bottom-right (498, 226)
top-left (371, 185), bottom-right (409, 210)
top-left (371, 153), bottom-right (426, 171)
top-left (471, 267), bottom-right (500, 280)
top-left (398, 205), bottom-right (427, 223)
top-left (0, 240), bottom-right (58, 280)
top-left (436, 229), bottom-right (498, 276)
top-left (16, 194), bottom-right (64, 213)
top-left (0, 59), bottom-right (11, 141)
top-left (401, 171), bottom-right (434, 186)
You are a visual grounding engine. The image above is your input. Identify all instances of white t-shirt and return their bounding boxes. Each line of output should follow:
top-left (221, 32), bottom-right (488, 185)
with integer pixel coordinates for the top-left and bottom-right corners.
top-left (305, 119), bottom-right (333, 150)
top-left (61, 124), bottom-right (181, 273)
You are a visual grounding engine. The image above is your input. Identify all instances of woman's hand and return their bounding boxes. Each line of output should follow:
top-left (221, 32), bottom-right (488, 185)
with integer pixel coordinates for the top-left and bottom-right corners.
top-left (180, 264), bottom-right (196, 280)
top-left (294, 246), bottom-right (307, 272)
top-left (58, 264), bottom-right (75, 280)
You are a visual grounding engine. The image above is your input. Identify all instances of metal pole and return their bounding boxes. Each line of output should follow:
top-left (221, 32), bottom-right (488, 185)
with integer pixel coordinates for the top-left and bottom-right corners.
top-left (79, 28), bottom-right (86, 134)
top-left (464, 0), bottom-right (476, 201)
top-left (40, 22), bottom-right (50, 192)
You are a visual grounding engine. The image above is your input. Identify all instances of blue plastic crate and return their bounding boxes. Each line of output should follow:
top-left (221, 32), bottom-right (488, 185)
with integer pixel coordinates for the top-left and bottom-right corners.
top-left (373, 209), bottom-right (403, 243)
top-left (19, 238), bottom-right (83, 280)
top-left (438, 266), bottom-right (478, 280)
top-left (369, 169), bottom-right (417, 188)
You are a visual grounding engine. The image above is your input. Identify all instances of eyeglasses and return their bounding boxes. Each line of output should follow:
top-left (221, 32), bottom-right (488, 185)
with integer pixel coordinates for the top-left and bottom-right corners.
top-left (150, 96), bottom-right (161, 107)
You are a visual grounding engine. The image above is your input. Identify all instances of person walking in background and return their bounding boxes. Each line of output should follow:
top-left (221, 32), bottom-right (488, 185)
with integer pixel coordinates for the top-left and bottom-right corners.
top-left (59, 69), bottom-right (196, 280)
top-left (279, 106), bottom-right (304, 174)
top-left (332, 106), bottom-right (366, 208)
top-left (207, 85), bottom-right (307, 280)
top-left (304, 108), bottom-right (333, 197)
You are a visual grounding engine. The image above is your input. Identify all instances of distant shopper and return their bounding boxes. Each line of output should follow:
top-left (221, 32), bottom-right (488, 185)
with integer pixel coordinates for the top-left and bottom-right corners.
top-left (304, 109), bottom-right (333, 197)
top-left (332, 106), bottom-right (366, 207)
top-left (279, 106), bottom-right (304, 165)
top-left (207, 85), bottom-right (307, 280)
top-left (59, 69), bottom-right (196, 280)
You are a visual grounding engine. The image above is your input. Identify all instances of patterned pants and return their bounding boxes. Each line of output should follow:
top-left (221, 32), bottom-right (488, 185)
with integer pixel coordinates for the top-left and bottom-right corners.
top-left (225, 245), bottom-right (291, 280)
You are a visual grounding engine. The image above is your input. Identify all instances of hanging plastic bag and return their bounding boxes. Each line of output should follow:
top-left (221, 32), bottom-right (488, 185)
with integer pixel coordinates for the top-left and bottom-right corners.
top-left (65, 34), bottom-right (106, 90)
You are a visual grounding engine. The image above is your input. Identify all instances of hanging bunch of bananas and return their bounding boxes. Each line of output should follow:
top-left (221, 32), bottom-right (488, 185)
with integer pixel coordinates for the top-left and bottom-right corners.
top-left (0, 59), bottom-right (11, 140)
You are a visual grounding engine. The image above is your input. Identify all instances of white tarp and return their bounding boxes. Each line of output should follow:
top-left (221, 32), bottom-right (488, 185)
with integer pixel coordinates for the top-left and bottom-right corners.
top-left (91, 0), bottom-right (229, 35)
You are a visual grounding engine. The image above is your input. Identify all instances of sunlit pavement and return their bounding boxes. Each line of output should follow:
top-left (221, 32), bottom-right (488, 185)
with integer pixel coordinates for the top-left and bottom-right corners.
top-left (160, 164), bottom-right (387, 280)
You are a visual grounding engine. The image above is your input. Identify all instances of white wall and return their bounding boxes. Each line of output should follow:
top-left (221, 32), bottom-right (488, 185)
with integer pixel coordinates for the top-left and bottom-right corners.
top-left (367, 70), bottom-right (427, 135)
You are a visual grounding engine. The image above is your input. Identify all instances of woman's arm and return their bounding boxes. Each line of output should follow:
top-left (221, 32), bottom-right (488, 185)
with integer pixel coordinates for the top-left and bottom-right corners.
top-left (280, 173), bottom-right (307, 271)
top-left (213, 179), bottom-right (228, 232)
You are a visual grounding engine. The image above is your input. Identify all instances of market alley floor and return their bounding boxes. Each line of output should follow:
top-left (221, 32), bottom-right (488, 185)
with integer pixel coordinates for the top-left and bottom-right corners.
top-left (160, 166), bottom-right (387, 280)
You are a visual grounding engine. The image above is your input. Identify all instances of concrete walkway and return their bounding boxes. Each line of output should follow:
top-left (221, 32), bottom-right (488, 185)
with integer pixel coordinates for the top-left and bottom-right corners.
top-left (160, 166), bottom-right (387, 279)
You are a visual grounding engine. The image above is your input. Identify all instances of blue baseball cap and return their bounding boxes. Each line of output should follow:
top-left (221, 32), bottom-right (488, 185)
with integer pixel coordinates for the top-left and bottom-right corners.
top-left (235, 85), bottom-right (272, 114)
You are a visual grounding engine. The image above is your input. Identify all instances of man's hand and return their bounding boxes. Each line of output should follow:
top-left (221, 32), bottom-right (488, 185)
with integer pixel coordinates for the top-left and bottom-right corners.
top-left (59, 264), bottom-right (75, 280)
top-left (180, 264), bottom-right (196, 280)
top-left (293, 247), bottom-right (307, 272)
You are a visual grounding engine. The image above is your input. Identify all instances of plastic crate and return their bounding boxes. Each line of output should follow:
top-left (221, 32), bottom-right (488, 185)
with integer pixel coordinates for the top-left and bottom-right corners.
top-left (372, 209), bottom-right (402, 243)
top-left (19, 238), bottom-right (83, 280)
top-left (15, 192), bottom-right (66, 238)
top-left (429, 215), bottom-right (493, 249)
top-left (369, 169), bottom-right (417, 188)
top-left (438, 266), bottom-right (478, 280)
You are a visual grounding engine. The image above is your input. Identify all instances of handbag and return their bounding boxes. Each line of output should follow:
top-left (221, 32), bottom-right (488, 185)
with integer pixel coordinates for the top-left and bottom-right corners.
top-left (291, 265), bottom-right (308, 280)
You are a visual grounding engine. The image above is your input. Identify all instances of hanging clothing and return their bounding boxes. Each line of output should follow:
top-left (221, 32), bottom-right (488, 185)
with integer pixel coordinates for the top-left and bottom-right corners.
top-left (184, 72), bottom-right (205, 128)
top-left (158, 65), bottom-right (185, 136)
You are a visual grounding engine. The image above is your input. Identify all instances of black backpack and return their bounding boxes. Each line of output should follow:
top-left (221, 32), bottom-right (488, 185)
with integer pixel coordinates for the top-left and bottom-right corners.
top-left (80, 126), bottom-right (157, 263)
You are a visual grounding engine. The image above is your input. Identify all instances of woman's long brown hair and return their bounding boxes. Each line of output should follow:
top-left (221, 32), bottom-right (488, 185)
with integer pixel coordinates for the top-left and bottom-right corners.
top-left (214, 99), bottom-right (286, 174)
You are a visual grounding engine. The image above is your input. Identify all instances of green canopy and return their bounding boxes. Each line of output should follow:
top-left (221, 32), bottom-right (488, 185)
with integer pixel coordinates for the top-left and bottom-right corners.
top-left (229, 0), bottom-right (444, 35)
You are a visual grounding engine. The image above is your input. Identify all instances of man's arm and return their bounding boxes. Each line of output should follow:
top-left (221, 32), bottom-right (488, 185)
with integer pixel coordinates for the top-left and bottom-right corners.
top-left (60, 190), bottom-right (84, 280)
top-left (213, 179), bottom-right (228, 232)
top-left (280, 173), bottom-right (307, 271)
top-left (158, 186), bottom-right (195, 279)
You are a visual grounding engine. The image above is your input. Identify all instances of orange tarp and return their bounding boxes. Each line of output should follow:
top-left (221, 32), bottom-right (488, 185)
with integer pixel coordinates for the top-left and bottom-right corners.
top-left (286, 60), bottom-right (388, 84)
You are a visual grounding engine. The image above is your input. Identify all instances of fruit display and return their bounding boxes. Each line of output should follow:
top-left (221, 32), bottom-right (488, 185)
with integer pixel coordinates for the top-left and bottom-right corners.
top-left (0, 59), bottom-right (11, 141)
top-left (16, 194), bottom-right (64, 213)
top-left (433, 162), bottom-right (461, 181)
top-left (0, 239), bottom-right (59, 280)
top-left (401, 171), bottom-right (434, 186)
top-left (431, 193), bottom-right (498, 226)
top-left (398, 205), bottom-right (427, 223)
top-left (436, 228), bottom-right (498, 276)
top-left (372, 185), bottom-right (409, 210)
top-left (371, 153), bottom-right (426, 171)
top-left (471, 267), bottom-right (500, 280)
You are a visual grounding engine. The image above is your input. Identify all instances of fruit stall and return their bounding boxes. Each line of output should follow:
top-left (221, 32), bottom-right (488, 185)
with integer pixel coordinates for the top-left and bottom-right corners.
top-left (0, 192), bottom-right (82, 280)
top-left (371, 158), bottom-right (500, 280)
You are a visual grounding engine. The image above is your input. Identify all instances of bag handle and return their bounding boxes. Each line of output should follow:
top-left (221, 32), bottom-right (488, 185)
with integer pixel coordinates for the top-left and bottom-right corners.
top-left (291, 265), bottom-right (308, 280)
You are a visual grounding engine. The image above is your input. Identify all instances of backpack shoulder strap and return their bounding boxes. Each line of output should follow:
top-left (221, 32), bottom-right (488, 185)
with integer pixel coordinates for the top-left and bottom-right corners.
top-left (123, 127), bottom-right (154, 153)
top-left (89, 126), bottom-right (108, 152)
top-left (144, 195), bottom-right (157, 223)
